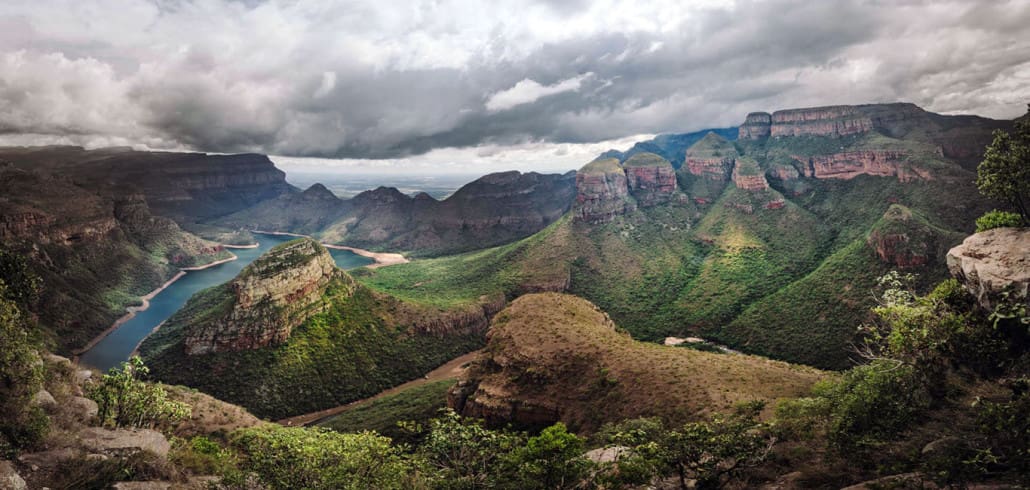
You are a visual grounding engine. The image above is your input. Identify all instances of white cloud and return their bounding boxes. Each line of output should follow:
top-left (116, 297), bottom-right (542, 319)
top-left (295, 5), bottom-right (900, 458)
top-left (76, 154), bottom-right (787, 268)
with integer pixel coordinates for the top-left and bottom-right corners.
top-left (485, 73), bottom-right (594, 112)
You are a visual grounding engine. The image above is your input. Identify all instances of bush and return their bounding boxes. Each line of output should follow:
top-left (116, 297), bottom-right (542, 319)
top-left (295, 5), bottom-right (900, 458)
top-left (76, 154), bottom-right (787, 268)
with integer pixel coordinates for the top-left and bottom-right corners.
top-left (231, 425), bottom-right (423, 490)
top-left (86, 356), bottom-right (191, 429)
top-left (505, 422), bottom-right (591, 490)
top-left (0, 281), bottom-right (47, 456)
top-left (976, 210), bottom-right (1024, 232)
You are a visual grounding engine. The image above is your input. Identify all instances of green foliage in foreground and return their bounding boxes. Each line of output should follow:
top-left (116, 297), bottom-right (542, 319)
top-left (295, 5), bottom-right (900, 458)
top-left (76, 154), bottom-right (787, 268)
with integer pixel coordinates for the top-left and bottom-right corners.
top-left (320, 379), bottom-right (454, 445)
top-left (976, 210), bottom-right (1024, 232)
top-left (86, 356), bottom-right (191, 429)
top-left (977, 107), bottom-right (1030, 223)
top-left (0, 281), bottom-right (48, 457)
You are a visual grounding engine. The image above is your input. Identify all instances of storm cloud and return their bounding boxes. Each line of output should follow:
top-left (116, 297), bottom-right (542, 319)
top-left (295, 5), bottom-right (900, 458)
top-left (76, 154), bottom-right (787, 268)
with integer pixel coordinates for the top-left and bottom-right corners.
top-left (0, 0), bottom-right (1028, 162)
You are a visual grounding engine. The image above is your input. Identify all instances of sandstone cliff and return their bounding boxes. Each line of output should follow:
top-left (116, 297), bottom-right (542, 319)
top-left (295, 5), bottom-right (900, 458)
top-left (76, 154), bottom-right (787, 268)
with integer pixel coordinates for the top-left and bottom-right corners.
top-left (770, 105), bottom-right (874, 138)
top-left (791, 150), bottom-right (930, 182)
top-left (738, 112), bottom-right (772, 140)
top-left (731, 157), bottom-right (770, 191)
top-left (683, 132), bottom-right (738, 179)
top-left (574, 158), bottom-right (635, 223)
top-left (622, 152), bottom-right (679, 207)
top-left (183, 238), bottom-right (349, 355)
top-left (947, 227), bottom-right (1030, 310)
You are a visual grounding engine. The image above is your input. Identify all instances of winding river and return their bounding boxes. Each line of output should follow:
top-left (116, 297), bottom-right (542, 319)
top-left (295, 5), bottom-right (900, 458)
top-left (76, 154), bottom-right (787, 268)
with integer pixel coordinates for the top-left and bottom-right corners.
top-left (77, 234), bottom-right (374, 372)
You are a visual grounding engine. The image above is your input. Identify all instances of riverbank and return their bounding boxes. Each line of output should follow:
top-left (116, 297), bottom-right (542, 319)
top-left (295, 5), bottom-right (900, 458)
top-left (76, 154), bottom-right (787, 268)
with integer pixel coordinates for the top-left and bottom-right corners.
top-left (221, 243), bottom-right (260, 249)
top-left (251, 230), bottom-right (410, 269)
top-left (72, 251), bottom-right (239, 361)
top-left (276, 350), bottom-right (479, 427)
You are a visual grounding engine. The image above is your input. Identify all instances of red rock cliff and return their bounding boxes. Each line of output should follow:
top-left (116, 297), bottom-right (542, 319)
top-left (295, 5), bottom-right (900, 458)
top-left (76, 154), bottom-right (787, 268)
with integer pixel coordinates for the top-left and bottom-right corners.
top-left (623, 153), bottom-right (678, 207)
top-left (738, 112), bottom-right (772, 140)
top-left (770, 106), bottom-right (874, 137)
top-left (574, 159), bottom-right (635, 223)
top-left (791, 150), bottom-right (930, 182)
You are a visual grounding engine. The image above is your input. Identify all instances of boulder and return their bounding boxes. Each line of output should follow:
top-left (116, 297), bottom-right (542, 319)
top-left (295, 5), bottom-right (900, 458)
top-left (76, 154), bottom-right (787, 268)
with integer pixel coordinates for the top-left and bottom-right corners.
top-left (841, 472), bottom-right (937, 490)
top-left (79, 428), bottom-right (171, 458)
top-left (17, 448), bottom-right (79, 469)
top-left (69, 396), bottom-right (99, 421)
top-left (43, 353), bottom-right (72, 366)
top-left (31, 389), bottom-right (56, 409)
top-left (0, 461), bottom-right (26, 490)
top-left (947, 228), bottom-right (1030, 310)
top-left (585, 446), bottom-right (630, 464)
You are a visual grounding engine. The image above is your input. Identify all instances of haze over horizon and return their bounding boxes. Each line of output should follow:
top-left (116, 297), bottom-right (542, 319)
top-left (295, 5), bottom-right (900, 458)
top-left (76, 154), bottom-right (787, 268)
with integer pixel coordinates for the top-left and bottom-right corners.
top-left (1, 0), bottom-right (1028, 174)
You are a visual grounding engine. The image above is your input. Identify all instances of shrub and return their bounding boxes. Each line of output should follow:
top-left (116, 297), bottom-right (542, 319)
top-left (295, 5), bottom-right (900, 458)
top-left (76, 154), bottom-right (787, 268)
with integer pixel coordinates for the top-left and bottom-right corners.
top-left (662, 401), bottom-right (771, 489)
top-left (86, 356), bottom-right (191, 429)
top-left (504, 422), bottom-right (591, 490)
top-left (975, 210), bottom-right (1024, 232)
top-left (231, 425), bottom-right (422, 490)
top-left (0, 281), bottom-right (47, 456)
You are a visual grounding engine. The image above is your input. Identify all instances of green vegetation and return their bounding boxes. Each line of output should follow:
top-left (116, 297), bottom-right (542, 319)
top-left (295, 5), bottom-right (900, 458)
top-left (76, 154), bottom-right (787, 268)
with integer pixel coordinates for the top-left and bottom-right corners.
top-left (977, 106), bottom-right (1030, 223)
top-left (579, 158), bottom-right (622, 175)
top-left (320, 379), bottom-right (455, 444)
top-left (623, 152), bottom-right (671, 168)
top-left (86, 356), bottom-right (192, 429)
top-left (0, 281), bottom-right (48, 457)
top-left (142, 282), bottom-right (483, 419)
top-left (976, 210), bottom-right (1024, 232)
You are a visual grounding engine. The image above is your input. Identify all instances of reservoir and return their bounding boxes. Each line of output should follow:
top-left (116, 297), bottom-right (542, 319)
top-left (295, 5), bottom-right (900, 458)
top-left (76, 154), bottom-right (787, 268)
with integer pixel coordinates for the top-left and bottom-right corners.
top-left (78, 234), bottom-right (374, 372)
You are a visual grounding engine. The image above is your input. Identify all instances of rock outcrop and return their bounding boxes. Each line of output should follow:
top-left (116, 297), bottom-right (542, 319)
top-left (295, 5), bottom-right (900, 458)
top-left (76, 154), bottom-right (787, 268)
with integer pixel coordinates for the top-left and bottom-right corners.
top-left (623, 153), bottom-right (678, 207)
top-left (770, 105), bottom-right (874, 138)
top-left (866, 205), bottom-right (938, 268)
top-left (183, 238), bottom-right (351, 355)
top-left (574, 159), bottom-right (635, 223)
top-left (731, 157), bottom-right (770, 191)
top-left (684, 132), bottom-right (737, 179)
top-left (738, 112), bottom-right (772, 140)
top-left (947, 227), bottom-right (1030, 310)
top-left (791, 150), bottom-right (930, 182)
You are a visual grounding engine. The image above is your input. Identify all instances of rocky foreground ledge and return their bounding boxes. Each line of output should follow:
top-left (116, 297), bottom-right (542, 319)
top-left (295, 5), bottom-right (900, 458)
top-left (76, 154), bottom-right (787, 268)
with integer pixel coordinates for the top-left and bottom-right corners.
top-left (947, 227), bottom-right (1029, 310)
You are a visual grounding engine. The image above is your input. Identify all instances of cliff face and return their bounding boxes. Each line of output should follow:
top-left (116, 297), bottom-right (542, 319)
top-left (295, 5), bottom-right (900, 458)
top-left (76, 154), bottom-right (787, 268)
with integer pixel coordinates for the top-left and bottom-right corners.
top-left (184, 238), bottom-right (350, 355)
top-left (865, 205), bottom-right (955, 269)
top-left (738, 112), bottom-right (772, 140)
top-left (623, 153), bottom-right (678, 207)
top-left (770, 105), bottom-right (874, 138)
top-left (791, 150), bottom-right (930, 182)
top-left (947, 228), bottom-right (1030, 310)
top-left (0, 147), bottom-right (295, 223)
top-left (683, 132), bottom-right (738, 179)
top-left (574, 159), bottom-right (635, 223)
top-left (0, 166), bottom-right (232, 352)
top-left (731, 157), bottom-right (770, 191)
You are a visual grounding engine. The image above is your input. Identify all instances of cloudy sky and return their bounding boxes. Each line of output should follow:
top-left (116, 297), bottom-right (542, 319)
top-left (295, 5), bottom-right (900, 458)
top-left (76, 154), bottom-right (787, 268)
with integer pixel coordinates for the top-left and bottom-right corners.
top-left (1, 0), bottom-right (1028, 174)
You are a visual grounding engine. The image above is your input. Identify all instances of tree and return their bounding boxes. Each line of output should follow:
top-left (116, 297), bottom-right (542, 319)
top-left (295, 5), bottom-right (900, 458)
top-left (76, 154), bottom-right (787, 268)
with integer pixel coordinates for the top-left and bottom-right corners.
top-left (86, 356), bottom-right (191, 429)
top-left (505, 422), bottom-right (591, 490)
top-left (662, 401), bottom-right (772, 489)
top-left (0, 281), bottom-right (47, 456)
top-left (977, 105), bottom-right (1030, 224)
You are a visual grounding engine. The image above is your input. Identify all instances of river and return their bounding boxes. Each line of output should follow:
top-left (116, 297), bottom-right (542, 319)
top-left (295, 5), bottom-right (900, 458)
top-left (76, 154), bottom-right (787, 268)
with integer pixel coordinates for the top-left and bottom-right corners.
top-left (77, 234), bottom-right (374, 372)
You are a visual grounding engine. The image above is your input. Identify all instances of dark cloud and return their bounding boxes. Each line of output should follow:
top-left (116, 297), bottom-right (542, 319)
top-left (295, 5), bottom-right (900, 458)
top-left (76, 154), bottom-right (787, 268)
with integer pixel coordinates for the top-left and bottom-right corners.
top-left (0, 0), bottom-right (1027, 161)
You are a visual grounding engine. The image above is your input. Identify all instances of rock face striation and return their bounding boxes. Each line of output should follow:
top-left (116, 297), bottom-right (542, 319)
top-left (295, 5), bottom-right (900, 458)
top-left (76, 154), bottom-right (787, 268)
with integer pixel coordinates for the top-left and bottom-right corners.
top-left (738, 112), bottom-right (772, 140)
top-left (866, 205), bottom-right (943, 268)
top-left (622, 153), bottom-right (679, 207)
top-left (947, 227), bottom-right (1030, 310)
top-left (731, 157), bottom-right (770, 191)
top-left (574, 158), bottom-right (635, 223)
top-left (791, 150), bottom-right (930, 182)
top-left (183, 238), bottom-right (351, 355)
top-left (684, 132), bottom-right (738, 179)
top-left (770, 105), bottom-right (874, 138)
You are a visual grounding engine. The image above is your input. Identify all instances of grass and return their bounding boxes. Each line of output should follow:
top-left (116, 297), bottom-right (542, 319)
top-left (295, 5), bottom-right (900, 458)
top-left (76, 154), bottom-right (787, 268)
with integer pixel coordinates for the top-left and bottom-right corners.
top-left (623, 152), bottom-right (672, 168)
top-left (462, 293), bottom-right (826, 434)
top-left (319, 379), bottom-right (455, 444)
top-left (579, 158), bottom-right (623, 175)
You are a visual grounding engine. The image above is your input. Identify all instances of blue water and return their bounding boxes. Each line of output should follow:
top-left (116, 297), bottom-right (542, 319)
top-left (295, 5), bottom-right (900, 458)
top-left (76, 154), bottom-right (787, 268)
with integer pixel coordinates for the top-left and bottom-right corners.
top-left (78, 234), bottom-right (374, 372)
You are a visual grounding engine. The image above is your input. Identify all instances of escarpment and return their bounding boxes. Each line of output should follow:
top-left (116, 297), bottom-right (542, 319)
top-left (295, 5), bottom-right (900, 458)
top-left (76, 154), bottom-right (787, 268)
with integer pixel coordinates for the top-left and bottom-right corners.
top-left (731, 157), bottom-right (770, 191)
top-left (574, 158), bottom-right (635, 223)
top-left (183, 238), bottom-right (349, 355)
top-left (791, 150), bottom-right (930, 182)
top-left (770, 105), bottom-right (874, 137)
top-left (684, 132), bottom-right (738, 179)
top-left (738, 112), bottom-right (772, 140)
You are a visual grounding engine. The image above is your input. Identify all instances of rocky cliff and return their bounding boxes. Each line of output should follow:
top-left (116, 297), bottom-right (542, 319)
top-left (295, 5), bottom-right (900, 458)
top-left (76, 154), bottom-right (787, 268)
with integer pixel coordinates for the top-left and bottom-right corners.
top-left (448, 293), bottom-right (823, 433)
top-left (738, 112), bottom-right (772, 140)
top-left (865, 205), bottom-right (945, 268)
top-left (683, 132), bottom-right (737, 179)
top-left (770, 105), bottom-right (874, 138)
top-left (947, 227), bottom-right (1030, 310)
top-left (574, 158), bottom-right (635, 223)
top-left (0, 166), bottom-right (232, 352)
top-left (731, 157), bottom-right (770, 191)
top-left (791, 150), bottom-right (930, 182)
top-left (622, 152), bottom-right (679, 207)
top-left (183, 238), bottom-right (350, 355)
top-left (0, 146), bottom-right (295, 224)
